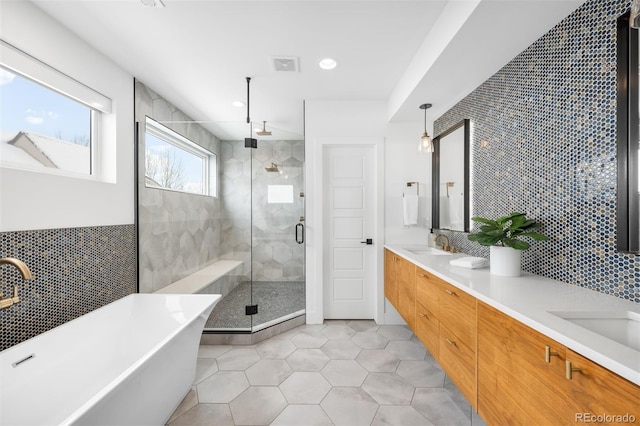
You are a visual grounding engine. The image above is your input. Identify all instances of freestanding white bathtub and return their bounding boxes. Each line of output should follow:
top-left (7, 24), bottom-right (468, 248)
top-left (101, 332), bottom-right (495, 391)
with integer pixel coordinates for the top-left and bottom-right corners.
top-left (0, 293), bottom-right (220, 426)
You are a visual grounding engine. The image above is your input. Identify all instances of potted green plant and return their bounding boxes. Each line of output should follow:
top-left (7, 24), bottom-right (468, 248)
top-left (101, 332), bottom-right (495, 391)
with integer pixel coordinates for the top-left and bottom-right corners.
top-left (467, 212), bottom-right (547, 276)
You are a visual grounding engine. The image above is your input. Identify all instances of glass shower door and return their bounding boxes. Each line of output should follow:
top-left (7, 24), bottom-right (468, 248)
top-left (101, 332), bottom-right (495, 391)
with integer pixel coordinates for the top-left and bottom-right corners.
top-left (251, 137), bottom-right (305, 331)
top-left (203, 136), bottom-right (253, 331)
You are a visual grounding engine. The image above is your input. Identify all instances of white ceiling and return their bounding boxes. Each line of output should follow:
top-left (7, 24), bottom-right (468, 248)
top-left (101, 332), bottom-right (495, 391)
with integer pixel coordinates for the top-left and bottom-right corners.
top-left (31, 0), bottom-right (586, 139)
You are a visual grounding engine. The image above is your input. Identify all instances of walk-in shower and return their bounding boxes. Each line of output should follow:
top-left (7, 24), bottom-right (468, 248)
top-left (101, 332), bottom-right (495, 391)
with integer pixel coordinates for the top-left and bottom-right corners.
top-left (134, 80), bottom-right (305, 333)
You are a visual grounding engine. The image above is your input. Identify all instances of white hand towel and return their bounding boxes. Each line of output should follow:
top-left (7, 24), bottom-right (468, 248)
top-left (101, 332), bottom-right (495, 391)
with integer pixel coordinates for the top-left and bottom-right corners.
top-left (449, 256), bottom-right (489, 269)
top-left (403, 194), bottom-right (419, 226)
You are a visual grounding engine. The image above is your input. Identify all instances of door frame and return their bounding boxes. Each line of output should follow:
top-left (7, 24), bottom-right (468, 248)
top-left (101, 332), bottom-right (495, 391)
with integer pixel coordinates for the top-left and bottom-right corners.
top-left (305, 137), bottom-right (384, 324)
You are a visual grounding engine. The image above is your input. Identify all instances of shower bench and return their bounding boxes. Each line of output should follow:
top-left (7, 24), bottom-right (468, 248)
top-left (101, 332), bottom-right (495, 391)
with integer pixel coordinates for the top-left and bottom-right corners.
top-left (153, 260), bottom-right (244, 296)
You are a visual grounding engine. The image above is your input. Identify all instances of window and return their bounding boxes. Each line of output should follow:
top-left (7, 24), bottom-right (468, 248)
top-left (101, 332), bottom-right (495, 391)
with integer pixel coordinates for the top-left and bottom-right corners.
top-left (0, 40), bottom-right (110, 177)
top-left (144, 117), bottom-right (217, 197)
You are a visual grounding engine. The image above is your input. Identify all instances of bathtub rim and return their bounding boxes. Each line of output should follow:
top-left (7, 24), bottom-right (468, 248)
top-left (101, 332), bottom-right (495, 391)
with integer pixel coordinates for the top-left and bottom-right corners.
top-left (1, 293), bottom-right (220, 426)
top-left (63, 293), bottom-right (219, 425)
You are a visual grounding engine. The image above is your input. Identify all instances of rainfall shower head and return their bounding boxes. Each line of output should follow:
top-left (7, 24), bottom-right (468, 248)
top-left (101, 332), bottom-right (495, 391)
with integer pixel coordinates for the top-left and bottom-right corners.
top-left (255, 121), bottom-right (272, 136)
top-left (265, 163), bottom-right (280, 172)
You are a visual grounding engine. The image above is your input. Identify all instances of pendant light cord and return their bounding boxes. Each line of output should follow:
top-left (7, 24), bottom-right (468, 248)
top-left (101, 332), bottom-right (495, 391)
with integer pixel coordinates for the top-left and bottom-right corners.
top-left (423, 106), bottom-right (427, 133)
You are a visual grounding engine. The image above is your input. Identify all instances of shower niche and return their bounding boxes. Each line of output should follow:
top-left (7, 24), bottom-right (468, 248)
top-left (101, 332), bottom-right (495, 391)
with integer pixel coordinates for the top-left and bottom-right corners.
top-left (135, 80), bottom-right (305, 333)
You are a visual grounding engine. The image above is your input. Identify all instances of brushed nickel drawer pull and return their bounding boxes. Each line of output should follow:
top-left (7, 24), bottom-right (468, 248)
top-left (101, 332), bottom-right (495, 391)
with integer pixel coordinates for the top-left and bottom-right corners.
top-left (419, 312), bottom-right (428, 318)
top-left (545, 345), bottom-right (559, 363)
top-left (445, 289), bottom-right (457, 296)
top-left (445, 338), bottom-right (457, 347)
top-left (418, 273), bottom-right (427, 278)
top-left (565, 360), bottom-right (582, 380)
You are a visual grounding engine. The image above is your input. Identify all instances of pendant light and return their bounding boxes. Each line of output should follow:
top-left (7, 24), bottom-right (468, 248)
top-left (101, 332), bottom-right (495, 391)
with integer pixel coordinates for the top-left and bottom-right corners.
top-left (418, 103), bottom-right (434, 153)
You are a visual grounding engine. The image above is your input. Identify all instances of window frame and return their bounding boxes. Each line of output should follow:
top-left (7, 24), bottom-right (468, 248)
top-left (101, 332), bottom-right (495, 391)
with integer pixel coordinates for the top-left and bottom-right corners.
top-left (0, 39), bottom-right (109, 180)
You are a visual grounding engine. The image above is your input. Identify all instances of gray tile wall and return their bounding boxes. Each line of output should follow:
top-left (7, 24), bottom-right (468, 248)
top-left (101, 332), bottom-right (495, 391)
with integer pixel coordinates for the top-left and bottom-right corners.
top-left (434, 0), bottom-right (639, 302)
top-left (136, 81), bottom-right (305, 290)
top-left (219, 139), bottom-right (305, 282)
top-left (135, 81), bottom-right (228, 293)
top-left (0, 225), bottom-right (136, 350)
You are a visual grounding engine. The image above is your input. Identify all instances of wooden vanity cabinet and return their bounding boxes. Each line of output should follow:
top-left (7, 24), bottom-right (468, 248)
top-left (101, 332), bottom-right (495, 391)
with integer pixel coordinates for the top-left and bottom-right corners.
top-left (478, 301), bottom-right (568, 425)
top-left (415, 268), bottom-right (440, 358)
top-left (395, 256), bottom-right (416, 329)
top-left (385, 248), bottom-right (640, 425)
top-left (478, 301), bottom-right (640, 425)
top-left (432, 278), bottom-right (476, 350)
top-left (565, 349), bottom-right (640, 424)
top-left (384, 249), bottom-right (415, 328)
top-left (439, 324), bottom-right (477, 406)
top-left (384, 249), bottom-right (398, 307)
top-left (415, 267), bottom-right (477, 408)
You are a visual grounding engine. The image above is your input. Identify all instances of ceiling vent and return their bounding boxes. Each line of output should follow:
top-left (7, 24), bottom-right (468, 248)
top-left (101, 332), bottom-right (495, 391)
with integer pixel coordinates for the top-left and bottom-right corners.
top-left (271, 56), bottom-right (299, 72)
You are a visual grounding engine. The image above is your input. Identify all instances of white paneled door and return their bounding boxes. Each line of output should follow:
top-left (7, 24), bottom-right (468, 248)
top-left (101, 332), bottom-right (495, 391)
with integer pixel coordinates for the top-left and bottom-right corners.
top-left (323, 145), bottom-right (375, 319)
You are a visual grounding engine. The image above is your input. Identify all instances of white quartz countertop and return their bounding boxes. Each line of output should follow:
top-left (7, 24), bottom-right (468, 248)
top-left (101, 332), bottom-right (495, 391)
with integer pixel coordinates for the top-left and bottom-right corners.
top-left (384, 242), bottom-right (640, 386)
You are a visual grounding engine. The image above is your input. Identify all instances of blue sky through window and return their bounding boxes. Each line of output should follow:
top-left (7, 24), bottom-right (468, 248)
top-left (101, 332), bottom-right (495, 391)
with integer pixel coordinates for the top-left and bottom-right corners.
top-left (0, 67), bottom-right (91, 145)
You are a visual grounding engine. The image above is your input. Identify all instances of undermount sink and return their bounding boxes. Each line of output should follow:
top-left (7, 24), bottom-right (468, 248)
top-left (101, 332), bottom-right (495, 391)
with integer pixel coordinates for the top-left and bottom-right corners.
top-left (405, 247), bottom-right (452, 256)
top-left (548, 310), bottom-right (640, 351)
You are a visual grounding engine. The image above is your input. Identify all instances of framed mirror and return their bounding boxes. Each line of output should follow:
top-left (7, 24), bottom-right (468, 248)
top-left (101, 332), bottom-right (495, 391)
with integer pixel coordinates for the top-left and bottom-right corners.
top-left (432, 119), bottom-right (470, 232)
top-left (616, 11), bottom-right (640, 254)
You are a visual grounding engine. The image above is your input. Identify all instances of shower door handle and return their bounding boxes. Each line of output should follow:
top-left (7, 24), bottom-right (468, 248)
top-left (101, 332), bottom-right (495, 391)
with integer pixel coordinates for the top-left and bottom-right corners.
top-left (296, 223), bottom-right (304, 244)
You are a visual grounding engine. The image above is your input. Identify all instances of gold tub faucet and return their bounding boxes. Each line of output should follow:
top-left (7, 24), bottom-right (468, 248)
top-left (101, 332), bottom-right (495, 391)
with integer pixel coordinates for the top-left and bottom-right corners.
top-left (0, 257), bottom-right (34, 309)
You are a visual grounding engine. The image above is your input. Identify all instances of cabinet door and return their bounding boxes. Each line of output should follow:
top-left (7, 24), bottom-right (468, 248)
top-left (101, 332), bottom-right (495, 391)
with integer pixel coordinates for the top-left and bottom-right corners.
top-left (395, 256), bottom-right (415, 328)
top-left (565, 349), bottom-right (640, 425)
top-left (384, 249), bottom-right (397, 307)
top-left (477, 301), bottom-right (569, 425)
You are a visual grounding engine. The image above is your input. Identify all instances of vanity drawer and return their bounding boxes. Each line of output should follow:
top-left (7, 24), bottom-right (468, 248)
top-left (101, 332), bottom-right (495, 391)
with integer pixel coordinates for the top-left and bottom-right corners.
top-left (415, 300), bottom-right (439, 359)
top-left (433, 279), bottom-right (476, 349)
top-left (415, 267), bottom-right (441, 315)
top-left (439, 324), bottom-right (476, 406)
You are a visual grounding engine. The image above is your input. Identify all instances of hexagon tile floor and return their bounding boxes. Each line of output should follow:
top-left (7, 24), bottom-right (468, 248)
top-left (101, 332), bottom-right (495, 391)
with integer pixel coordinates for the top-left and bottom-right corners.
top-left (166, 320), bottom-right (487, 426)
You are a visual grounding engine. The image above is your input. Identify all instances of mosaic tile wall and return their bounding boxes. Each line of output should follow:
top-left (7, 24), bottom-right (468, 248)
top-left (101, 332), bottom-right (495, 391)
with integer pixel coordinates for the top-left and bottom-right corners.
top-left (434, 0), bottom-right (639, 302)
top-left (0, 225), bottom-right (136, 350)
top-left (135, 81), bottom-right (225, 293)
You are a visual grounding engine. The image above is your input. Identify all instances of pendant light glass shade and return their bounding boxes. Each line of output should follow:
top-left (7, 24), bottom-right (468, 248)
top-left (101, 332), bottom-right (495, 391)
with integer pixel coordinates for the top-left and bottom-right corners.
top-left (419, 132), bottom-right (433, 153)
top-left (418, 103), bottom-right (434, 153)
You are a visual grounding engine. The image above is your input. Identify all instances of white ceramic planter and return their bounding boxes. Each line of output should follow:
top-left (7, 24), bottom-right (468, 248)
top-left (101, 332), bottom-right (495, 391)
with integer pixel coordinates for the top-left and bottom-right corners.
top-left (490, 245), bottom-right (522, 277)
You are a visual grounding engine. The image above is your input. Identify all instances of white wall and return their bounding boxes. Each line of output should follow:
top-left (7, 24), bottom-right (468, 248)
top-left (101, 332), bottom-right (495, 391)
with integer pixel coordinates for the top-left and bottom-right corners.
top-left (305, 101), bottom-right (434, 325)
top-left (0, 1), bottom-right (134, 231)
top-left (381, 122), bottom-right (433, 325)
top-left (305, 100), bottom-right (386, 324)
top-left (384, 122), bottom-right (432, 243)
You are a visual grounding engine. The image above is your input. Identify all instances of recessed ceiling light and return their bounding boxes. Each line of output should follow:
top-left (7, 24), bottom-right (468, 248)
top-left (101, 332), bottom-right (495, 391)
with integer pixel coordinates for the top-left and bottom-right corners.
top-left (318, 58), bottom-right (338, 70)
top-left (232, 101), bottom-right (246, 108)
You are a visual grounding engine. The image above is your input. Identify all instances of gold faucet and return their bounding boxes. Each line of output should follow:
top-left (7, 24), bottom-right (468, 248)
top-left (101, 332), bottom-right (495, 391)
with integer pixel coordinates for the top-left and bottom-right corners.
top-left (0, 257), bottom-right (34, 309)
top-left (435, 234), bottom-right (451, 252)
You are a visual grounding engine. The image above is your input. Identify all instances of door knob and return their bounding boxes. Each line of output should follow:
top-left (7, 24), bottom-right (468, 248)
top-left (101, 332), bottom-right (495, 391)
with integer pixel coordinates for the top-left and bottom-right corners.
top-left (360, 238), bottom-right (373, 245)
